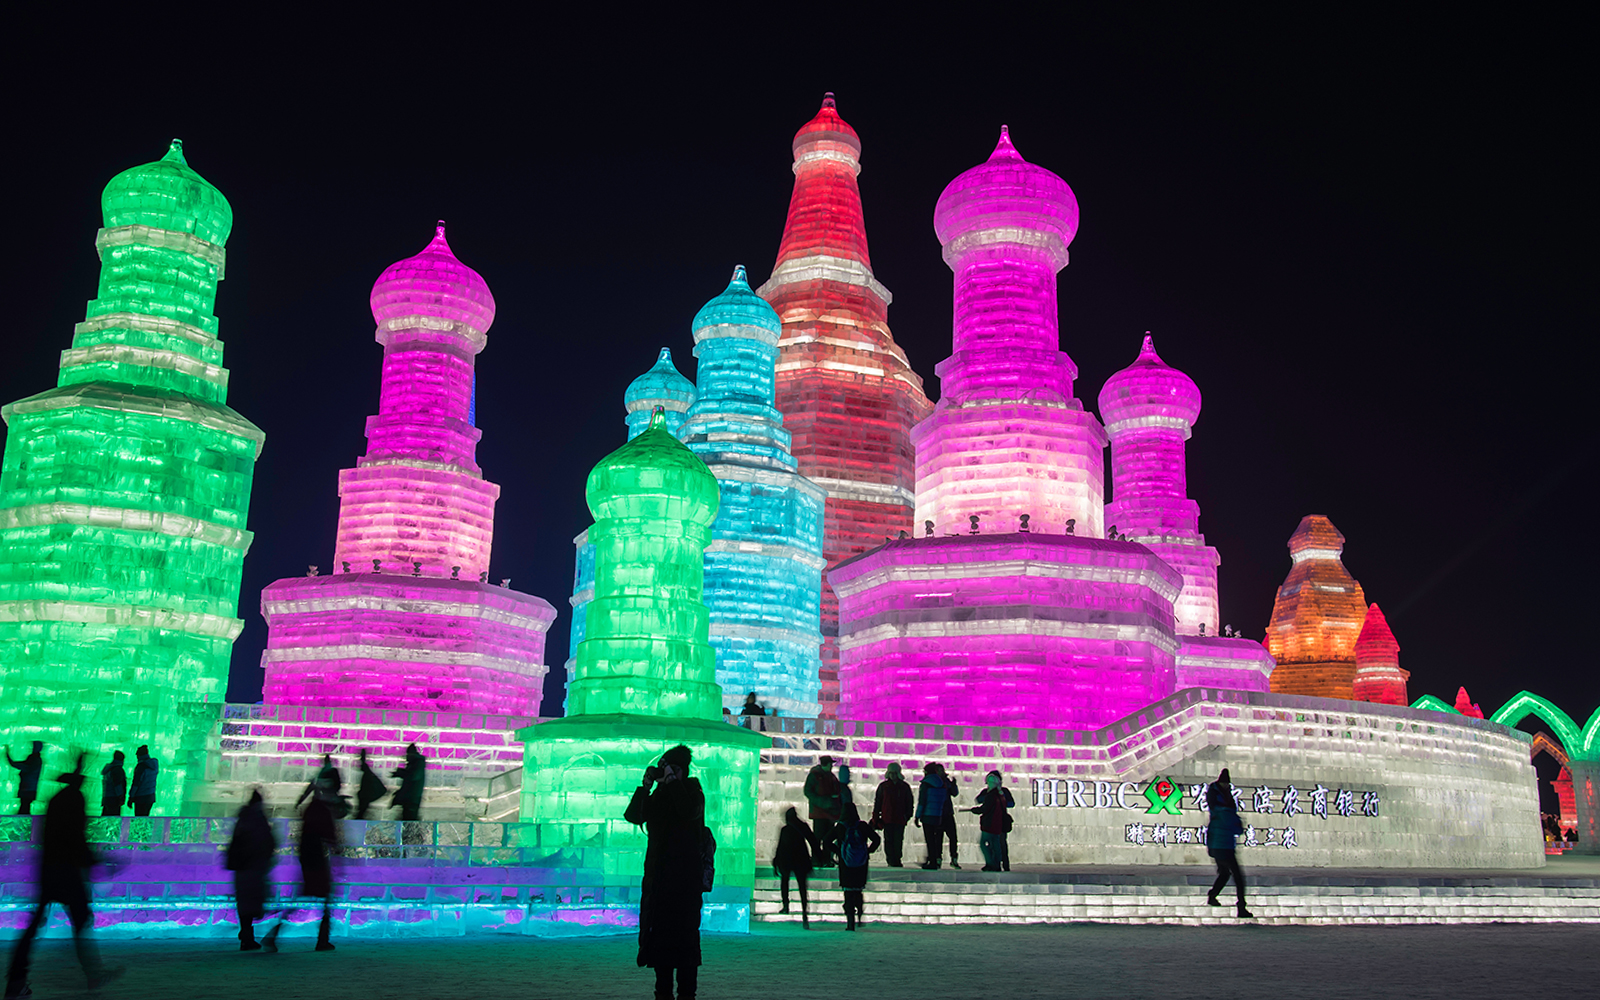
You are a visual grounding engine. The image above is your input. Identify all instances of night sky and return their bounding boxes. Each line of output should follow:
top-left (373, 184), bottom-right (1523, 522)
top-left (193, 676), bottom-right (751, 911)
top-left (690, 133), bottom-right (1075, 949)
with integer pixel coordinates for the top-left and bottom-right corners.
top-left (4, 14), bottom-right (1592, 773)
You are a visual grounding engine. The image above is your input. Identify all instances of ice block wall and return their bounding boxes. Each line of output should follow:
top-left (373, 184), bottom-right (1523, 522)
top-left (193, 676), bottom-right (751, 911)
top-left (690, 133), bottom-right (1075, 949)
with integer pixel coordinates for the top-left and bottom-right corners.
top-left (0, 140), bottom-right (263, 812)
top-left (758, 94), bottom-right (932, 718)
top-left (260, 224), bottom-right (554, 714)
top-left (682, 267), bottom-right (825, 717)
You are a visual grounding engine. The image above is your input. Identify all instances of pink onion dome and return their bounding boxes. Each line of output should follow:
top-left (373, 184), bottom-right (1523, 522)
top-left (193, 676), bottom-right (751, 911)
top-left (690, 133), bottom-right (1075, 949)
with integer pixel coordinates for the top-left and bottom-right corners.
top-left (792, 92), bottom-right (861, 156)
top-left (934, 126), bottom-right (1078, 265)
top-left (369, 221), bottom-right (496, 347)
top-left (1098, 333), bottom-right (1202, 432)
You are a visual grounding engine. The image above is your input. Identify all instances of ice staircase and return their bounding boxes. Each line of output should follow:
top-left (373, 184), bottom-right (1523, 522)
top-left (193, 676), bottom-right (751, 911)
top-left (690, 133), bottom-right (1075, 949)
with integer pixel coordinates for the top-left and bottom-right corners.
top-left (751, 863), bottom-right (1600, 926)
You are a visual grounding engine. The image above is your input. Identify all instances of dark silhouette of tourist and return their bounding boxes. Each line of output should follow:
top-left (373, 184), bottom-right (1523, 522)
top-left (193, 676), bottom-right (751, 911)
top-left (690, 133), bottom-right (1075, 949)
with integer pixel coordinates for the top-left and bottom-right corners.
top-left (392, 743), bottom-right (427, 821)
top-left (99, 750), bottom-right (127, 818)
top-left (262, 789), bottom-right (339, 952)
top-left (297, 754), bottom-right (346, 816)
top-left (1205, 768), bottom-right (1252, 918)
top-left (829, 802), bottom-right (881, 931)
top-left (971, 769), bottom-right (1014, 872)
top-left (771, 806), bottom-right (819, 928)
top-left (128, 744), bottom-right (159, 816)
top-left (354, 750), bottom-right (388, 820)
top-left (803, 754), bottom-right (842, 867)
top-left (4, 741), bottom-right (43, 815)
top-left (225, 789), bottom-right (278, 950)
top-left (740, 692), bottom-right (766, 716)
top-left (5, 756), bottom-right (121, 997)
top-left (624, 745), bottom-right (707, 1000)
top-left (915, 761), bottom-right (960, 869)
top-left (870, 762), bottom-right (914, 867)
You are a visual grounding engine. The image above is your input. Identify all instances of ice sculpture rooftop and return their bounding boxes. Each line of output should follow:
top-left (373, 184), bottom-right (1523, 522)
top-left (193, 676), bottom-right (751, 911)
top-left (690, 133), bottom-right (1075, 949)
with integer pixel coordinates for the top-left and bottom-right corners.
top-left (1099, 334), bottom-right (1203, 434)
top-left (102, 138), bottom-right (233, 243)
top-left (371, 222), bottom-right (496, 345)
top-left (934, 126), bottom-right (1078, 262)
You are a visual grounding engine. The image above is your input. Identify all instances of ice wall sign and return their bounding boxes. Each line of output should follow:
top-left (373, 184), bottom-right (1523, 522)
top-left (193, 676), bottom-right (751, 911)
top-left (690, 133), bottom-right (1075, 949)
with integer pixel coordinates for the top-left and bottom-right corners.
top-left (1030, 776), bottom-right (1382, 819)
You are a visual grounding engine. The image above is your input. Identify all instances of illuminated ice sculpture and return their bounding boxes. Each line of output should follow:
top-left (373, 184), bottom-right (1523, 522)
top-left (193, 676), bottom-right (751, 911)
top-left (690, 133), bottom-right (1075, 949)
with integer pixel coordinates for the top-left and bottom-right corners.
top-left (758, 94), bottom-right (932, 718)
top-left (0, 140), bottom-right (263, 812)
top-left (519, 408), bottom-right (767, 929)
top-left (834, 128), bottom-right (1185, 729)
top-left (682, 267), bottom-right (825, 717)
top-left (565, 348), bottom-right (697, 712)
top-left (1352, 603), bottom-right (1408, 705)
top-left (1267, 515), bottom-right (1368, 699)
top-left (260, 224), bottom-right (555, 713)
top-left (1099, 334), bottom-right (1272, 691)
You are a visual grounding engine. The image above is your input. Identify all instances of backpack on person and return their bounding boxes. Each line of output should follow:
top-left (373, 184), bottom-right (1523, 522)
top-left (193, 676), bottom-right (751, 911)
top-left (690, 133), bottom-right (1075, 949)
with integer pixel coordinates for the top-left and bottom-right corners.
top-left (699, 825), bottom-right (717, 892)
top-left (839, 822), bottom-right (871, 868)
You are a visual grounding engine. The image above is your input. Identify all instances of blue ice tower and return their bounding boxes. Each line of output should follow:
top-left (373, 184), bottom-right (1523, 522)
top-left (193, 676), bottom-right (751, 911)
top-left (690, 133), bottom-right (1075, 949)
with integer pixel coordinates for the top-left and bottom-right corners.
top-left (562, 348), bottom-right (696, 712)
top-left (682, 266), bottom-right (825, 717)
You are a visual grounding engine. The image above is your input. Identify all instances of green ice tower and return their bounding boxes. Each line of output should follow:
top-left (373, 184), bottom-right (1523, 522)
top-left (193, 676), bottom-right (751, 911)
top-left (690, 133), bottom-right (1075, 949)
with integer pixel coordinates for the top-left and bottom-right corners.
top-left (0, 141), bottom-right (263, 813)
top-left (519, 408), bottom-right (766, 931)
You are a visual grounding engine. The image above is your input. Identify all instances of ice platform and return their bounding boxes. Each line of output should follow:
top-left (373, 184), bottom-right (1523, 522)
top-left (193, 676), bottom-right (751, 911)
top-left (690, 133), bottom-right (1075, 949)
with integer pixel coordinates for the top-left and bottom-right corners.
top-left (752, 858), bottom-right (1600, 926)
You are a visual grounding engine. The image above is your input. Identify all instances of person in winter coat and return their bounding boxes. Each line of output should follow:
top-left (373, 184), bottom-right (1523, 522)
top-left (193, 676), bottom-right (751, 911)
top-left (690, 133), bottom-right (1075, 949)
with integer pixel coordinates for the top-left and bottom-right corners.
top-left (914, 762), bottom-right (960, 869)
top-left (5, 741), bottom-right (44, 815)
top-left (128, 745), bottom-right (159, 816)
top-left (829, 803), bottom-right (882, 931)
top-left (297, 754), bottom-right (346, 816)
top-left (99, 751), bottom-right (127, 818)
top-left (391, 744), bottom-right (427, 822)
top-left (771, 806), bottom-right (820, 928)
top-left (625, 744), bottom-right (707, 1000)
top-left (262, 787), bottom-right (340, 952)
top-left (740, 692), bottom-right (766, 717)
top-left (1205, 768), bottom-right (1253, 918)
top-left (871, 762), bottom-right (915, 867)
top-left (803, 755), bottom-right (843, 866)
top-left (225, 789), bottom-right (278, 950)
top-left (6, 757), bottom-right (121, 997)
top-left (971, 769), bottom-right (1014, 872)
top-left (354, 750), bottom-right (388, 820)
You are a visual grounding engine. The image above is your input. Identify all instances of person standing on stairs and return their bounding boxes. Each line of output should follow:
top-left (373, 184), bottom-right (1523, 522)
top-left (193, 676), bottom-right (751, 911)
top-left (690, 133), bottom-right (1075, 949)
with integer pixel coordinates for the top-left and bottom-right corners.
top-left (914, 762), bottom-right (960, 870)
top-left (870, 762), bottom-right (914, 867)
top-left (1204, 768), bottom-right (1253, 919)
top-left (803, 755), bottom-right (843, 867)
top-left (772, 806), bottom-right (820, 928)
top-left (829, 803), bottom-right (880, 930)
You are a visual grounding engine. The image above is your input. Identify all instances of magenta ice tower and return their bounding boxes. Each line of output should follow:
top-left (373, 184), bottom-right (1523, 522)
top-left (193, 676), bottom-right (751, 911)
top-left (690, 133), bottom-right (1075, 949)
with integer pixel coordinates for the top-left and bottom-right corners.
top-left (260, 224), bottom-right (555, 713)
top-left (834, 128), bottom-right (1184, 729)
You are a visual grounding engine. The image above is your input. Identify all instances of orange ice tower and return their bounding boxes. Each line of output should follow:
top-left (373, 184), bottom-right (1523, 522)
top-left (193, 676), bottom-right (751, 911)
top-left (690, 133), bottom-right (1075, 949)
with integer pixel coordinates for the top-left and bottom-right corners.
top-left (758, 93), bottom-right (932, 717)
top-left (1351, 603), bottom-right (1408, 705)
top-left (1266, 515), bottom-right (1368, 699)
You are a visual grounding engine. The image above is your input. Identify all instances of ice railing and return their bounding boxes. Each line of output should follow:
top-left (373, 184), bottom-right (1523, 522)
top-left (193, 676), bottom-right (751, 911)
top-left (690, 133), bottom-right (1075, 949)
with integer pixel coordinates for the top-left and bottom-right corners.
top-left (215, 704), bottom-right (539, 787)
top-left (738, 687), bottom-right (1533, 782)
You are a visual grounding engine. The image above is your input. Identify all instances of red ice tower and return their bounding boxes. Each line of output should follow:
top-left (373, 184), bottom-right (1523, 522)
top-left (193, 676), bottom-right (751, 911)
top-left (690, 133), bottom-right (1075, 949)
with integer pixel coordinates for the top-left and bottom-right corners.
top-left (758, 94), bottom-right (931, 718)
top-left (1352, 603), bottom-right (1408, 706)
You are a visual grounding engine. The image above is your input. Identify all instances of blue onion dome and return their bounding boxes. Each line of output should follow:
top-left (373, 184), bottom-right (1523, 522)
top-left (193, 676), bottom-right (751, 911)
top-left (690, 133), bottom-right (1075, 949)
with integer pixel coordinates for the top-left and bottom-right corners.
top-left (625, 347), bottom-right (697, 418)
top-left (692, 265), bottom-right (781, 339)
top-left (101, 139), bottom-right (233, 245)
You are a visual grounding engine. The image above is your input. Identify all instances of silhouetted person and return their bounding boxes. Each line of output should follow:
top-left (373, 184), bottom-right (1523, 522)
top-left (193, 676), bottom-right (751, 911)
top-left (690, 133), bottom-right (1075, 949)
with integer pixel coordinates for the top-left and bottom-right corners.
top-left (625, 745), bottom-right (706, 1000)
top-left (4, 741), bottom-right (43, 815)
top-left (740, 692), bottom-right (766, 716)
top-left (771, 806), bottom-right (819, 928)
top-left (297, 754), bottom-right (346, 817)
top-left (6, 756), bottom-right (121, 997)
top-left (392, 743), bottom-right (426, 821)
top-left (915, 762), bottom-right (959, 869)
top-left (829, 803), bottom-right (881, 931)
top-left (870, 762), bottom-right (914, 867)
top-left (971, 769), bottom-right (1014, 872)
top-left (99, 750), bottom-right (126, 818)
top-left (354, 750), bottom-right (388, 820)
top-left (803, 755), bottom-right (842, 866)
top-left (1205, 768), bottom-right (1252, 918)
top-left (128, 745), bottom-right (158, 816)
top-left (262, 789), bottom-right (339, 952)
top-left (225, 789), bottom-right (278, 950)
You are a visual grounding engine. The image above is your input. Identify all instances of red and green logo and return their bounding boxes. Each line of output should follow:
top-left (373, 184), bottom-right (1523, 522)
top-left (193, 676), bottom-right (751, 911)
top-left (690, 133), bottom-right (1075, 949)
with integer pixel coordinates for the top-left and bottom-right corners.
top-left (1143, 776), bottom-right (1184, 815)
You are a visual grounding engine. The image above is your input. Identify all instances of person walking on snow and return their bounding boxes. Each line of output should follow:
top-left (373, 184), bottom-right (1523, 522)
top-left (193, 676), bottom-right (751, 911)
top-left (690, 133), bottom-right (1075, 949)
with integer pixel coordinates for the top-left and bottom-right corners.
top-left (261, 784), bottom-right (340, 952)
top-left (1205, 768), bottom-right (1253, 918)
top-left (871, 762), bottom-right (914, 867)
top-left (225, 789), bottom-right (278, 950)
top-left (971, 769), bottom-right (1014, 872)
top-left (915, 762), bottom-right (960, 869)
top-left (803, 755), bottom-right (843, 867)
top-left (771, 806), bottom-right (820, 928)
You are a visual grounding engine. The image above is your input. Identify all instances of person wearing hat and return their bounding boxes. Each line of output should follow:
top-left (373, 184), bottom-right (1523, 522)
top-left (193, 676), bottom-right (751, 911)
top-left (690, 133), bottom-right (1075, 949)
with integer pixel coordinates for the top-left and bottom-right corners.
top-left (803, 754), bottom-right (843, 867)
top-left (5, 756), bottom-right (121, 997)
top-left (1205, 768), bottom-right (1253, 918)
top-left (625, 744), bottom-right (707, 1000)
top-left (870, 762), bottom-right (915, 867)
